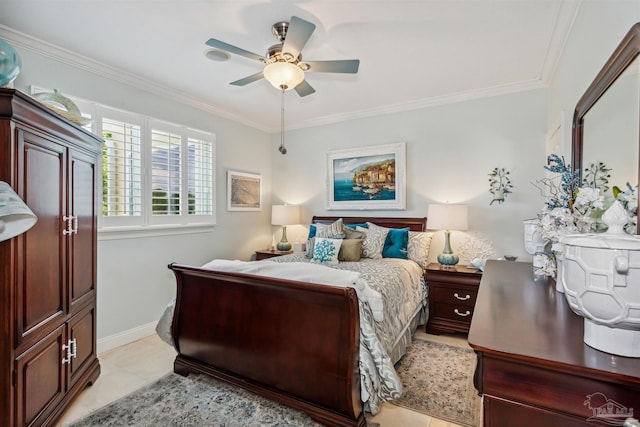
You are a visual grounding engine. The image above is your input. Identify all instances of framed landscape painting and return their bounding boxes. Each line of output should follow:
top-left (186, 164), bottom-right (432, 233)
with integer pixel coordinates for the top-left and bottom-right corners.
top-left (227, 170), bottom-right (262, 211)
top-left (327, 142), bottom-right (406, 210)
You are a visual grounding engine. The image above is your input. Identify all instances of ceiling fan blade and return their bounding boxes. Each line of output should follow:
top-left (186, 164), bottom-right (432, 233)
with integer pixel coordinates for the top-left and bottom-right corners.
top-left (304, 60), bottom-right (360, 74)
top-left (205, 38), bottom-right (266, 62)
top-left (282, 16), bottom-right (316, 60)
top-left (294, 80), bottom-right (316, 97)
top-left (230, 72), bottom-right (264, 86)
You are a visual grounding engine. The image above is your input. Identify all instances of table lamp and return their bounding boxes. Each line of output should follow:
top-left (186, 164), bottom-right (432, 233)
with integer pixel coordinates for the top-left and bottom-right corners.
top-left (0, 181), bottom-right (37, 241)
top-left (271, 204), bottom-right (300, 251)
top-left (428, 203), bottom-right (468, 267)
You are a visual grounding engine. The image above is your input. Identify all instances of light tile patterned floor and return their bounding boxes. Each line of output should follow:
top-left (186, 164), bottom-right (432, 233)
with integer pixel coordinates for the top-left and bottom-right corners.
top-left (56, 331), bottom-right (473, 427)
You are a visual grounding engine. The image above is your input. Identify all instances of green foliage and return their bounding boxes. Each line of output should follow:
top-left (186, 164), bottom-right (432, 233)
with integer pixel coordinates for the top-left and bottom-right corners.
top-left (102, 132), bottom-right (112, 216)
top-left (582, 162), bottom-right (611, 193)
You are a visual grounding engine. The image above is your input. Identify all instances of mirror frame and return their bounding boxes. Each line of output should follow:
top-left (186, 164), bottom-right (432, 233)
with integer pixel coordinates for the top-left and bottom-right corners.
top-left (572, 22), bottom-right (640, 234)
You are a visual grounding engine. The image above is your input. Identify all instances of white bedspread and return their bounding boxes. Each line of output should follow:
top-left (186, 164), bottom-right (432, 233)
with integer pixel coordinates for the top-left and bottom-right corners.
top-left (201, 259), bottom-right (384, 321)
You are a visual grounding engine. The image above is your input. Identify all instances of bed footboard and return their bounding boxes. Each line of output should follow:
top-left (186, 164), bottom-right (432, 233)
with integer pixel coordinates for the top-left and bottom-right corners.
top-left (168, 263), bottom-right (365, 427)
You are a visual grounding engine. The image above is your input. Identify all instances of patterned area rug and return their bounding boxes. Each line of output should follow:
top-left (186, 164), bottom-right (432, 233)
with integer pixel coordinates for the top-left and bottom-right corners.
top-left (69, 338), bottom-right (478, 426)
top-left (69, 373), bottom-right (325, 427)
top-left (392, 338), bottom-right (480, 426)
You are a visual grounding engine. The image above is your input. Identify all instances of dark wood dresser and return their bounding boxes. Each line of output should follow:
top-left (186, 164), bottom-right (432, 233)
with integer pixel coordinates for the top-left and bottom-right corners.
top-left (0, 89), bottom-right (101, 426)
top-left (425, 263), bottom-right (482, 335)
top-left (469, 260), bottom-right (640, 427)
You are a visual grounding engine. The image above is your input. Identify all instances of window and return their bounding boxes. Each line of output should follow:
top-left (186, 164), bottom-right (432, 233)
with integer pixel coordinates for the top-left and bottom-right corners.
top-left (71, 100), bottom-right (216, 230)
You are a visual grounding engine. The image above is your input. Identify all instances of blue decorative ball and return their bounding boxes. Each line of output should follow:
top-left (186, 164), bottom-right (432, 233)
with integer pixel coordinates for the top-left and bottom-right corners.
top-left (0, 39), bottom-right (21, 87)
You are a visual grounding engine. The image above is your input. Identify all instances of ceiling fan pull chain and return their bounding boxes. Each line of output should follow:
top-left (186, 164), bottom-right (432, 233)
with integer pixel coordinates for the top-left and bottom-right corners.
top-left (279, 86), bottom-right (287, 155)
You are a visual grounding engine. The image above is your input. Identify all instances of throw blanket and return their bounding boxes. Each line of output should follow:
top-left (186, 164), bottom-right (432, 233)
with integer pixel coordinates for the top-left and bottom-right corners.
top-left (201, 259), bottom-right (384, 322)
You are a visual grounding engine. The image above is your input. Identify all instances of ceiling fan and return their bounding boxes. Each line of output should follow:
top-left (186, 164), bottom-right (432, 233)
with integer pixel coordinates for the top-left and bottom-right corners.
top-left (205, 16), bottom-right (360, 97)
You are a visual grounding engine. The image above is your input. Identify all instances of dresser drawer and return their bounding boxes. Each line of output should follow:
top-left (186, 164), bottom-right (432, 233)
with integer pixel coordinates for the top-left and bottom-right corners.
top-left (432, 284), bottom-right (478, 308)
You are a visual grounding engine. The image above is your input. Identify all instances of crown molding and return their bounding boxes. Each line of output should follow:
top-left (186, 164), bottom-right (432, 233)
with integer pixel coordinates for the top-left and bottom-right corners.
top-left (288, 79), bottom-right (548, 131)
top-left (539, 0), bottom-right (582, 83)
top-left (0, 25), bottom-right (271, 132)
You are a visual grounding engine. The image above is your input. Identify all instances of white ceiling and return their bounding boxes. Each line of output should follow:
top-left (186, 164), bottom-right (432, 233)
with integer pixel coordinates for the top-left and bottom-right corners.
top-left (0, 1), bottom-right (580, 133)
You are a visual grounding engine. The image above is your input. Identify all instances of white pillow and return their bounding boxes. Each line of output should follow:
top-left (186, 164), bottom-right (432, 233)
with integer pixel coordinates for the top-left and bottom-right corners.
top-left (358, 222), bottom-right (389, 259)
top-left (311, 238), bottom-right (343, 265)
top-left (408, 231), bottom-right (434, 269)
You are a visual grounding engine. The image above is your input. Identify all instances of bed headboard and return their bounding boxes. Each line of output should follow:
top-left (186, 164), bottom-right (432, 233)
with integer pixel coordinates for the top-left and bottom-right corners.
top-left (311, 216), bottom-right (427, 232)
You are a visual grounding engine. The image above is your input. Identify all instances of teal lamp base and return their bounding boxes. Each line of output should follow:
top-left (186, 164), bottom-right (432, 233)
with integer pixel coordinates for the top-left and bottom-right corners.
top-left (438, 230), bottom-right (459, 267)
top-left (276, 226), bottom-right (292, 251)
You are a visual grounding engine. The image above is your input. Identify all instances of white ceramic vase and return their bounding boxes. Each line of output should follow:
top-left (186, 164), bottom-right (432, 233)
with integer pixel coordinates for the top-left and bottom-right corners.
top-left (560, 201), bottom-right (640, 357)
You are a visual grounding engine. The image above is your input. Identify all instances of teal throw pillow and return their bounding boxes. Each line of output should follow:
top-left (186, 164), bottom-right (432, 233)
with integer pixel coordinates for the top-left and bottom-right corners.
top-left (307, 224), bottom-right (317, 239)
top-left (382, 227), bottom-right (409, 259)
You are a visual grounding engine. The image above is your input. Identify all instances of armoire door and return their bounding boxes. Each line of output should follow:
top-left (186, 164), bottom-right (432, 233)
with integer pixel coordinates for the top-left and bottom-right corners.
top-left (14, 325), bottom-right (66, 427)
top-left (68, 149), bottom-right (98, 310)
top-left (15, 130), bottom-right (67, 348)
top-left (67, 304), bottom-right (97, 388)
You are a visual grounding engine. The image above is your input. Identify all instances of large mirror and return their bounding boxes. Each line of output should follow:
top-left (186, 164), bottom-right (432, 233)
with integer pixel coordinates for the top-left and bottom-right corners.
top-left (572, 23), bottom-right (640, 234)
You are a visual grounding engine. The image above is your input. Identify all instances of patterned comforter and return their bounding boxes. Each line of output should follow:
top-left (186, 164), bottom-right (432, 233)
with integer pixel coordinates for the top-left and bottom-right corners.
top-left (270, 254), bottom-right (427, 414)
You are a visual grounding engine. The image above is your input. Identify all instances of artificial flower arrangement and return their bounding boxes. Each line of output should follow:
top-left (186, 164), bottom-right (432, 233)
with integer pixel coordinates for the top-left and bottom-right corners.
top-left (531, 154), bottom-right (638, 277)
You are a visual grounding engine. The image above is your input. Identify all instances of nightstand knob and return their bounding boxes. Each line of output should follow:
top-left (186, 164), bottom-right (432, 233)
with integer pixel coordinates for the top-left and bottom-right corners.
top-left (454, 309), bottom-right (471, 317)
top-left (454, 292), bottom-right (471, 301)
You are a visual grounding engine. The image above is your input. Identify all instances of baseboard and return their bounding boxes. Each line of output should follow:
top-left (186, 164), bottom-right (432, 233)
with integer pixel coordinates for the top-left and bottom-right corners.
top-left (97, 321), bottom-right (157, 354)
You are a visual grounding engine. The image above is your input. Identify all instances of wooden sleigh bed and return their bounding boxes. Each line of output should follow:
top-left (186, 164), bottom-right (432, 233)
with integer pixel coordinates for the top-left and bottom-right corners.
top-left (167, 216), bottom-right (428, 427)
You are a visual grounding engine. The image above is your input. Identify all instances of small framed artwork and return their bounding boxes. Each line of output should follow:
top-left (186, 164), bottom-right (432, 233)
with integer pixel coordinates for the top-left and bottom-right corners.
top-left (327, 142), bottom-right (406, 210)
top-left (227, 170), bottom-right (262, 211)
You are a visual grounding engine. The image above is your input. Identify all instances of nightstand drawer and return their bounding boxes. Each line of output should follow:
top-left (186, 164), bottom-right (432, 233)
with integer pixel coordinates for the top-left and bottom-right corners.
top-left (432, 302), bottom-right (474, 324)
top-left (432, 285), bottom-right (478, 308)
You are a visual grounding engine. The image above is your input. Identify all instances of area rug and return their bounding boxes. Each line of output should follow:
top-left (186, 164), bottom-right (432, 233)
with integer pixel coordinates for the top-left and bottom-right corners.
top-left (68, 372), bottom-right (331, 426)
top-left (69, 338), bottom-right (478, 426)
top-left (392, 338), bottom-right (481, 426)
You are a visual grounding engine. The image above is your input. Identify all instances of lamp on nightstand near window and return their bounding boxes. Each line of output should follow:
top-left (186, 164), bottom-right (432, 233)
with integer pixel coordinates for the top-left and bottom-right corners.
top-left (271, 204), bottom-right (300, 251)
top-left (0, 181), bottom-right (37, 242)
top-left (428, 203), bottom-right (468, 268)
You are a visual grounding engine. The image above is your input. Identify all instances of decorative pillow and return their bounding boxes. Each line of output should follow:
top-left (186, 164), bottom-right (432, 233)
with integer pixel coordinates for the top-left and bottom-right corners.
top-left (316, 218), bottom-right (345, 239)
top-left (338, 239), bottom-right (363, 262)
top-left (311, 238), bottom-right (343, 265)
top-left (382, 227), bottom-right (409, 259)
top-left (408, 231), bottom-right (434, 269)
top-left (307, 224), bottom-right (317, 239)
top-left (305, 237), bottom-right (315, 258)
top-left (358, 222), bottom-right (389, 259)
top-left (343, 227), bottom-right (366, 240)
top-left (344, 223), bottom-right (368, 230)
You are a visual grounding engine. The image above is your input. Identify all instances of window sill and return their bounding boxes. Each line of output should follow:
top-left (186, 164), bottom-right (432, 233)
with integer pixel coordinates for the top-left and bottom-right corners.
top-left (98, 223), bottom-right (215, 240)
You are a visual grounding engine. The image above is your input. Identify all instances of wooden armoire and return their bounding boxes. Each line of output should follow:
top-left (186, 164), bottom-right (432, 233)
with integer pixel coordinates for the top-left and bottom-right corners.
top-left (0, 89), bottom-right (101, 426)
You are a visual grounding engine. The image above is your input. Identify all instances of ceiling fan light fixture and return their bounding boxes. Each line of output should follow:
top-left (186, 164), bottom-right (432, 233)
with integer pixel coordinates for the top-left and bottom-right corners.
top-left (263, 62), bottom-right (304, 90)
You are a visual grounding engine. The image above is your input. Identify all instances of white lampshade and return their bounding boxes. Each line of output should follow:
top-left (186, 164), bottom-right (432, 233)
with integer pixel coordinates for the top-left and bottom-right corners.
top-left (271, 204), bottom-right (300, 226)
top-left (428, 204), bottom-right (469, 231)
top-left (0, 181), bottom-right (37, 242)
top-left (263, 62), bottom-right (304, 91)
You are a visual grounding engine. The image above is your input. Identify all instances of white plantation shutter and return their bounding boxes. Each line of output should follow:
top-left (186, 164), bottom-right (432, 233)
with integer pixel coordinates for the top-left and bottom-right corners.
top-left (187, 137), bottom-right (214, 216)
top-left (102, 117), bottom-right (143, 218)
top-left (151, 128), bottom-right (182, 216)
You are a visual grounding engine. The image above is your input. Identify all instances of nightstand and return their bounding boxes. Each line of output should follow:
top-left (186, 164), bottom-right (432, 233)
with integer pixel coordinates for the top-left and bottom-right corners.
top-left (255, 249), bottom-right (293, 260)
top-left (425, 262), bottom-right (482, 335)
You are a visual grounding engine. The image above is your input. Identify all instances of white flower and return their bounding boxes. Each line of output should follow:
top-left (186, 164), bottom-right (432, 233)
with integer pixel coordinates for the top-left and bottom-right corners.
top-left (575, 187), bottom-right (604, 209)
